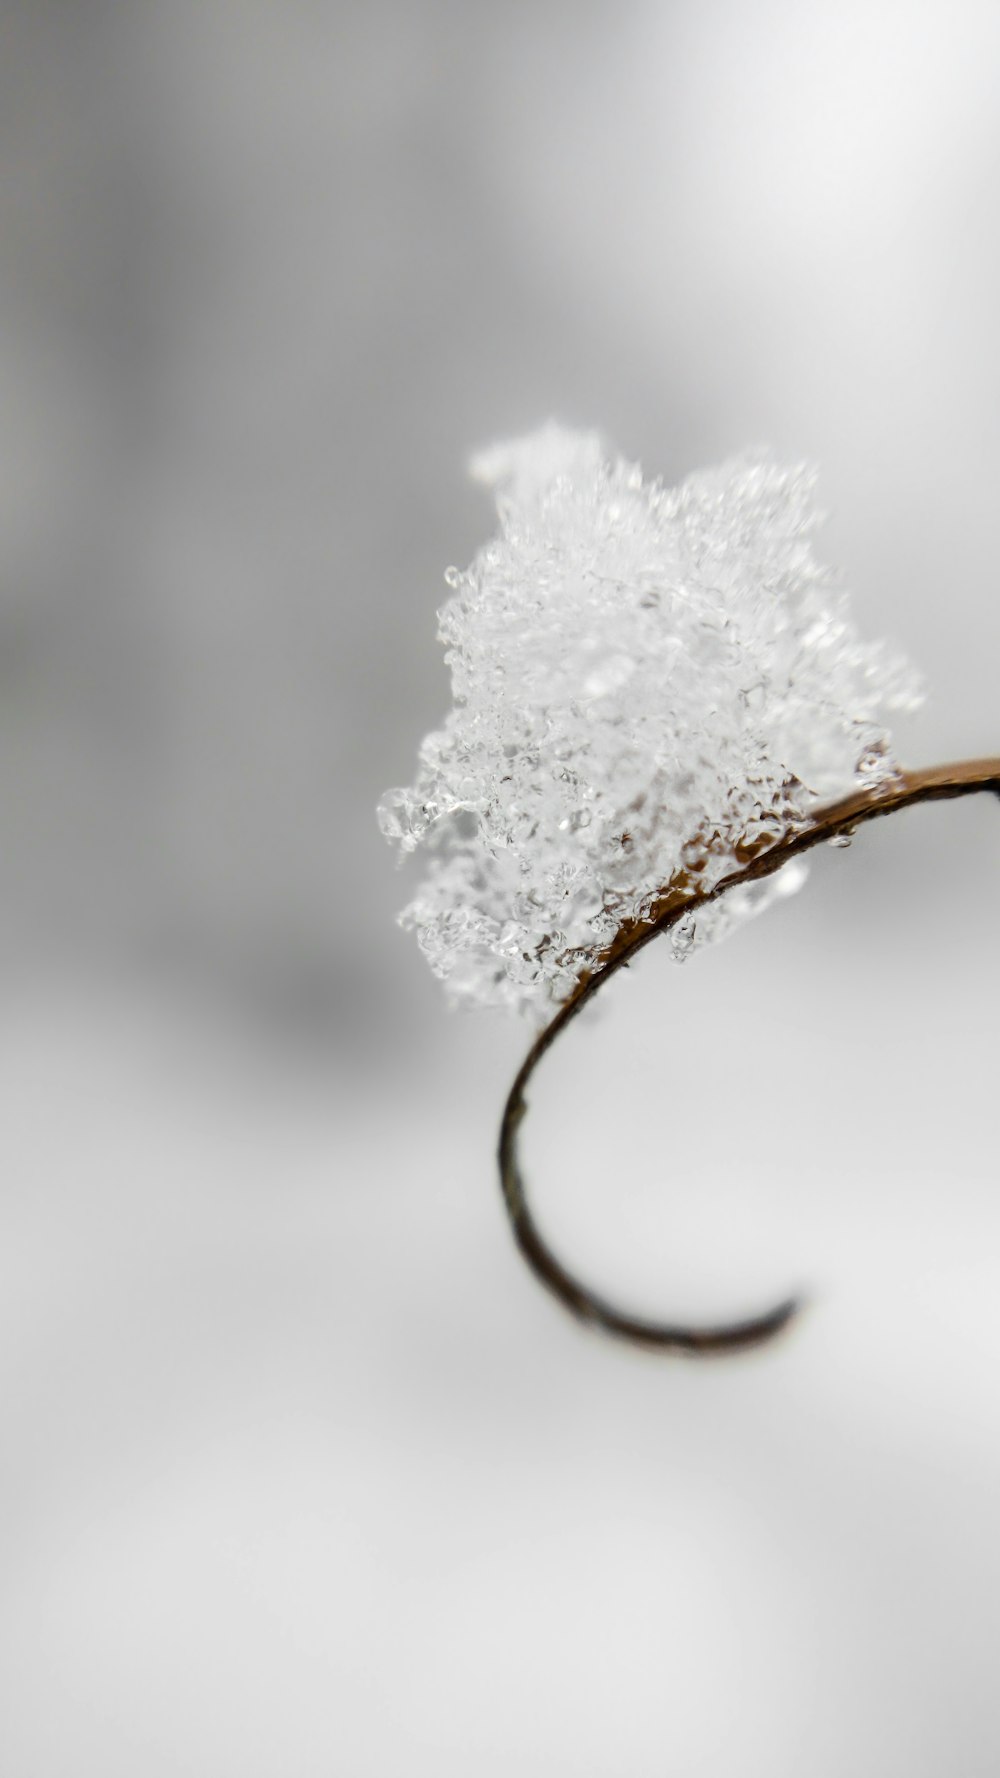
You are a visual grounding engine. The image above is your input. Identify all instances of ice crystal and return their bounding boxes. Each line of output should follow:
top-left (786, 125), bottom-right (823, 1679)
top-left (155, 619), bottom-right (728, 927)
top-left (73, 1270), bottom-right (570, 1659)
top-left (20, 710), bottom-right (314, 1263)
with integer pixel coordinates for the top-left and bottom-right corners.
top-left (379, 425), bottom-right (922, 1015)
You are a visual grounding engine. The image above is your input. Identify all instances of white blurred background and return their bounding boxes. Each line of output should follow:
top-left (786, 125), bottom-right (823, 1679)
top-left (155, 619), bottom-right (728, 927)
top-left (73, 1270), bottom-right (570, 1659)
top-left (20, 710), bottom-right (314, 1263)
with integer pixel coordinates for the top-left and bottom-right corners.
top-left (2, 3), bottom-right (1000, 1772)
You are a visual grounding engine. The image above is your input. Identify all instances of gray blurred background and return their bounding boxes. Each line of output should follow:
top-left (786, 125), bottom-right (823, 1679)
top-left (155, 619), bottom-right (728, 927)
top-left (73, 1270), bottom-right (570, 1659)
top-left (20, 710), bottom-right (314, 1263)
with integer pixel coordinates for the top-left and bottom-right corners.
top-left (3, 2), bottom-right (1000, 1772)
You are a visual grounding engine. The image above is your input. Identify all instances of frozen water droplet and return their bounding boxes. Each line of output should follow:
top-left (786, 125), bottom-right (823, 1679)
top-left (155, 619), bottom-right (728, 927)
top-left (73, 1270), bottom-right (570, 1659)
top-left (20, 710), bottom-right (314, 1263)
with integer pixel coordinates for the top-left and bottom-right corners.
top-left (512, 890), bottom-right (544, 921)
top-left (443, 566), bottom-right (463, 589)
top-left (588, 909), bottom-right (619, 942)
top-left (377, 788), bottom-right (421, 850)
top-left (856, 746), bottom-right (896, 790)
top-left (671, 912), bottom-right (696, 962)
top-left (828, 831), bottom-right (852, 849)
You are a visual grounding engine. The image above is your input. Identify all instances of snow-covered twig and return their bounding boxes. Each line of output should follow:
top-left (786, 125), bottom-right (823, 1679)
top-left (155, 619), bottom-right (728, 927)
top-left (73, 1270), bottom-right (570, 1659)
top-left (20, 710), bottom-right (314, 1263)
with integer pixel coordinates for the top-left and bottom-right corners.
top-left (380, 427), bottom-right (998, 1352)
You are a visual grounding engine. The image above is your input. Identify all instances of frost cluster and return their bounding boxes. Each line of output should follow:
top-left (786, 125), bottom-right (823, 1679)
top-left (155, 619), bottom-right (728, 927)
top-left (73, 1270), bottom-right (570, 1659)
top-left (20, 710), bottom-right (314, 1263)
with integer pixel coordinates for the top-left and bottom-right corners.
top-left (379, 425), bottom-right (922, 1015)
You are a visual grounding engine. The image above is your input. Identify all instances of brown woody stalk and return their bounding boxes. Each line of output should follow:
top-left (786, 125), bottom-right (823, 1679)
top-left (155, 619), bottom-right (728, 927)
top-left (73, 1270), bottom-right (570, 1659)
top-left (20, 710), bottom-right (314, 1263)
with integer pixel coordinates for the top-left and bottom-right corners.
top-left (499, 758), bottom-right (1000, 1355)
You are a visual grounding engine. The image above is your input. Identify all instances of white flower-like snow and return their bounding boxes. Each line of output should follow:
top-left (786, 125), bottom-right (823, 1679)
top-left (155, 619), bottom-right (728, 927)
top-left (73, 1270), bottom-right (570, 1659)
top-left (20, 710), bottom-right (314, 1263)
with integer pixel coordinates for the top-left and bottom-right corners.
top-left (379, 425), bottom-right (922, 1015)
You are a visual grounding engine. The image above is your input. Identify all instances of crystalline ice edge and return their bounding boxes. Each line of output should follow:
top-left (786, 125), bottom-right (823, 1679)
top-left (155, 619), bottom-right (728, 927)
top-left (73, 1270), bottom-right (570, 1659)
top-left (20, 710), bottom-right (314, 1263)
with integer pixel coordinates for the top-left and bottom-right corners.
top-left (379, 424), bottom-right (923, 1016)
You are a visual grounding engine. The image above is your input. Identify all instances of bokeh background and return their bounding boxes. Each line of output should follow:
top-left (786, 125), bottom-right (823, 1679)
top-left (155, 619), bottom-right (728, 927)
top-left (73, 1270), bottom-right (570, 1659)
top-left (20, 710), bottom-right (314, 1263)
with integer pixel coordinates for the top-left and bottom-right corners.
top-left (3, 3), bottom-right (1000, 1772)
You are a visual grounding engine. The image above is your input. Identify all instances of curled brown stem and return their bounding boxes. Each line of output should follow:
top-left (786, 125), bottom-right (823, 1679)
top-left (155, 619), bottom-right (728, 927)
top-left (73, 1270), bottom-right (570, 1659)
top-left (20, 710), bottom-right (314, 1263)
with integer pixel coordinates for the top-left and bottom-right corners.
top-left (499, 758), bottom-right (1000, 1355)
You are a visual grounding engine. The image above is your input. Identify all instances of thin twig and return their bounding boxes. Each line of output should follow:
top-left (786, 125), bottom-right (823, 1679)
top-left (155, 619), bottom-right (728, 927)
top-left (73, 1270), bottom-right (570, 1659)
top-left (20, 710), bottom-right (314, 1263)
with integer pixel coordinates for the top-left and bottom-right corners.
top-left (499, 758), bottom-right (1000, 1355)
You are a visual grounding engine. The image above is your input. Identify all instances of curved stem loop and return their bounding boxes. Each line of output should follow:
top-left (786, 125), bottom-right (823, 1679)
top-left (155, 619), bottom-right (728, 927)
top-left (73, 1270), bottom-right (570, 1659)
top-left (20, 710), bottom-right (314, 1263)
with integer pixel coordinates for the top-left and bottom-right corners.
top-left (499, 759), bottom-right (1000, 1355)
